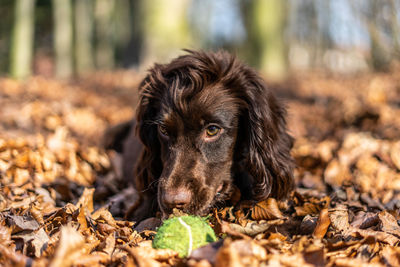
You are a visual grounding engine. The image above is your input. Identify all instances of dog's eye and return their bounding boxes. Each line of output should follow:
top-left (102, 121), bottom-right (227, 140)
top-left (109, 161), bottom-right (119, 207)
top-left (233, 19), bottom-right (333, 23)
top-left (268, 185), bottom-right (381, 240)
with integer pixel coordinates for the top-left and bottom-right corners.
top-left (158, 125), bottom-right (168, 136)
top-left (206, 125), bottom-right (220, 137)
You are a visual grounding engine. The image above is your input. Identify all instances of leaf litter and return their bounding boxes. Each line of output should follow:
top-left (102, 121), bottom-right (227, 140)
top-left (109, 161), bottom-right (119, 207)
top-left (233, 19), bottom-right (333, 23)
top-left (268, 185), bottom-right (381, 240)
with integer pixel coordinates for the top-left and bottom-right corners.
top-left (1, 69), bottom-right (400, 266)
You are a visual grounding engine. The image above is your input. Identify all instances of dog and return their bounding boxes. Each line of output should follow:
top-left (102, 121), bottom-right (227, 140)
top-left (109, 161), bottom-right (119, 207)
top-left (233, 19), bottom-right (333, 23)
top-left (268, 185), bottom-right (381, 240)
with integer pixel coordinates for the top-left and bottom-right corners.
top-left (105, 50), bottom-right (294, 222)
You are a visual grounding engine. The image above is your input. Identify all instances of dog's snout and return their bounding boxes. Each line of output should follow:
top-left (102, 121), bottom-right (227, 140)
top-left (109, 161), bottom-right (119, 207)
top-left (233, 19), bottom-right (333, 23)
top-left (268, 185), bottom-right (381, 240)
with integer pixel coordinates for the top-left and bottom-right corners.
top-left (163, 188), bottom-right (191, 210)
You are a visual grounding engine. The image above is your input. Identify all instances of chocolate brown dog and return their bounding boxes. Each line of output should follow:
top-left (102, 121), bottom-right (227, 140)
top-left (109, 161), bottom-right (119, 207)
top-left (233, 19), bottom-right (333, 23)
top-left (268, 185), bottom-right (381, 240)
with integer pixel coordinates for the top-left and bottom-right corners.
top-left (105, 50), bottom-right (294, 222)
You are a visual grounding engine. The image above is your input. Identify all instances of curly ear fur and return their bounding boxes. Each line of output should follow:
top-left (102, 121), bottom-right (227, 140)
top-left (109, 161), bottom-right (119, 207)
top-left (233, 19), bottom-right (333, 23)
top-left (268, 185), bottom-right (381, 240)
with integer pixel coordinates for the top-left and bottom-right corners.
top-left (215, 53), bottom-right (294, 201)
top-left (241, 71), bottom-right (294, 200)
top-left (134, 71), bottom-right (165, 194)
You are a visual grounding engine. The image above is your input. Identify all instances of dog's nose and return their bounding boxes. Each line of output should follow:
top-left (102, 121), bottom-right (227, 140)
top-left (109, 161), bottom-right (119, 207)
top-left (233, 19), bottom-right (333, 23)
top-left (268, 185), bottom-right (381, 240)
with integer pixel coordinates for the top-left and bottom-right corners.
top-left (163, 188), bottom-right (191, 210)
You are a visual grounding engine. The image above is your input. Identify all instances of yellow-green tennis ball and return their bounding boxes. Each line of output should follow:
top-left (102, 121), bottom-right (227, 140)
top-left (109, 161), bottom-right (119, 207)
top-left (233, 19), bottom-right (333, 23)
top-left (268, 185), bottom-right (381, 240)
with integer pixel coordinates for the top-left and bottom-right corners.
top-left (152, 215), bottom-right (217, 257)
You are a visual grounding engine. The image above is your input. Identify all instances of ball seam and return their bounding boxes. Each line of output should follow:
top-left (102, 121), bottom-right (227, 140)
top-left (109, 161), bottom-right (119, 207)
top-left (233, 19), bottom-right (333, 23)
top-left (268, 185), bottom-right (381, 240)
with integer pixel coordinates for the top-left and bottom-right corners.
top-left (178, 217), bottom-right (193, 256)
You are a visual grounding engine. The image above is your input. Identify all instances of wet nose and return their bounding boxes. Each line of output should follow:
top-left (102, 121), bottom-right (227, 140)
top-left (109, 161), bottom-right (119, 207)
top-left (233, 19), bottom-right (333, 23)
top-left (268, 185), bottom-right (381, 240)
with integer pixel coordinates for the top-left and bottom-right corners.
top-left (163, 188), bottom-right (191, 210)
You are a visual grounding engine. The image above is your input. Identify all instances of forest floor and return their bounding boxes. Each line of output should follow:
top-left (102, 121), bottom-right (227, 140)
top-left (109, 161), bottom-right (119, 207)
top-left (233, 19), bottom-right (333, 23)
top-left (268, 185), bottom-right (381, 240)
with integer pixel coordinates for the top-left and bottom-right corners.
top-left (1, 68), bottom-right (400, 266)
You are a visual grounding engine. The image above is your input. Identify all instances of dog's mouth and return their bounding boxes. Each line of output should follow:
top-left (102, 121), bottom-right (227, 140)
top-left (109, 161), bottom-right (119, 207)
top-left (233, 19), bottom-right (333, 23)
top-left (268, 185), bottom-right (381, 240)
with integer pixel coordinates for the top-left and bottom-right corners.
top-left (216, 184), bottom-right (223, 195)
top-left (159, 182), bottom-right (232, 219)
top-left (216, 181), bottom-right (232, 198)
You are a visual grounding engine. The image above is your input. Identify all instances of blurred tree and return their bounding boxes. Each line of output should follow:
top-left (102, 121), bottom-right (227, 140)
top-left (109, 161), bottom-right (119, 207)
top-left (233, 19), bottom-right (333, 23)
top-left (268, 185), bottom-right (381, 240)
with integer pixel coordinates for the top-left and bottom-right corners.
top-left (389, 0), bottom-right (400, 59)
top-left (242, 0), bottom-right (288, 80)
top-left (141, 0), bottom-right (193, 67)
top-left (316, 1), bottom-right (333, 64)
top-left (10, 0), bottom-right (36, 79)
top-left (113, 0), bottom-right (132, 67)
top-left (75, 0), bottom-right (94, 75)
top-left (53, 0), bottom-right (73, 78)
top-left (120, 0), bottom-right (144, 67)
top-left (366, 0), bottom-right (391, 71)
top-left (1, 1), bottom-right (14, 74)
top-left (94, 0), bottom-right (115, 69)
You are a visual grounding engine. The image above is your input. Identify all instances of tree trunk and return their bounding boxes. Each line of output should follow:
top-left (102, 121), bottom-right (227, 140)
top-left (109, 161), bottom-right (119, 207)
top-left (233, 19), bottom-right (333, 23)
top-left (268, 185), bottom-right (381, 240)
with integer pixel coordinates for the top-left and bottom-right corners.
top-left (94, 0), bottom-right (115, 69)
top-left (243, 0), bottom-right (288, 80)
top-left (10, 0), bottom-right (36, 79)
top-left (113, 0), bottom-right (132, 66)
top-left (141, 0), bottom-right (192, 67)
top-left (367, 0), bottom-right (390, 71)
top-left (75, 0), bottom-right (94, 75)
top-left (389, 0), bottom-right (400, 59)
top-left (52, 0), bottom-right (74, 78)
top-left (121, 0), bottom-right (144, 68)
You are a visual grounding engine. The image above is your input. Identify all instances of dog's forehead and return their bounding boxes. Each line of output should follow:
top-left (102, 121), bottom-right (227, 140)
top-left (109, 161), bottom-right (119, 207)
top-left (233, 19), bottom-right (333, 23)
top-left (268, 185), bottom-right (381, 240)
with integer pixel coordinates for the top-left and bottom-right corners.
top-left (159, 86), bottom-right (239, 129)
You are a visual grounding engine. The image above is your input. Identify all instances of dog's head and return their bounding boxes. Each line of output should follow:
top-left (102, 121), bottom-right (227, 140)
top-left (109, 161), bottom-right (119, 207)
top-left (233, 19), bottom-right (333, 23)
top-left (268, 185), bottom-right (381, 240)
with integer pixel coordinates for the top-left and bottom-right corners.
top-left (135, 50), bottom-right (294, 217)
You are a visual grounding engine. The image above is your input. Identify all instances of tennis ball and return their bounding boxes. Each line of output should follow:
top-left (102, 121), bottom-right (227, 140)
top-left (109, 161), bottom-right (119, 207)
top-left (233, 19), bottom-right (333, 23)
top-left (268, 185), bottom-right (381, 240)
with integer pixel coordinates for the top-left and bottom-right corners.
top-left (152, 215), bottom-right (217, 257)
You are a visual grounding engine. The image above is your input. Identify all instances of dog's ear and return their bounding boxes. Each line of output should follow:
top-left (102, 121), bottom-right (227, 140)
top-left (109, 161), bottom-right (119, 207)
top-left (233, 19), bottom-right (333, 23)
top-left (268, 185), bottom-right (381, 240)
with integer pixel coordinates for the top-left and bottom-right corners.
top-left (103, 121), bottom-right (132, 153)
top-left (134, 73), bottom-right (163, 193)
top-left (239, 72), bottom-right (294, 200)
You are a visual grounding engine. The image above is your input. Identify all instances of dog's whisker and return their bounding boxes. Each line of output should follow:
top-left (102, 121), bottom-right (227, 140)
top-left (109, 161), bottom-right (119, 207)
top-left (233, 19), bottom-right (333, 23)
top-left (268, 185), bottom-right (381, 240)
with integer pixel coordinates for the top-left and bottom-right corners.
top-left (140, 179), bottom-right (160, 193)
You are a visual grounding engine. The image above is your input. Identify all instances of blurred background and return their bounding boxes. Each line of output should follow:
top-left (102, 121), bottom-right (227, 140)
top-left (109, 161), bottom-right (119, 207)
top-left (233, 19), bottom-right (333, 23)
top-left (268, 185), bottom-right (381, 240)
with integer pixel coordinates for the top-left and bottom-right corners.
top-left (1, 0), bottom-right (400, 81)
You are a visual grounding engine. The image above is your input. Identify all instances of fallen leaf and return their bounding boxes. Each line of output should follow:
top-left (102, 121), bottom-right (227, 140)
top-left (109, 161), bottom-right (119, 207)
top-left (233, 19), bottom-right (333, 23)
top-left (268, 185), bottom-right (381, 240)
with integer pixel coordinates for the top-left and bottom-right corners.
top-left (6, 214), bottom-right (40, 233)
top-left (12, 228), bottom-right (49, 257)
top-left (190, 240), bottom-right (224, 264)
top-left (328, 205), bottom-right (349, 233)
top-left (251, 198), bottom-right (284, 220)
top-left (75, 187), bottom-right (95, 213)
top-left (351, 212), bottom-right (379, 229)
top-left (300, 215), bottom-right (318, 235)
top-left (228, 219), bottom-right (284, 237)
top-left (215, 239), bottom-right (266, 267)
top-left (390, 141), bottom-right (400, 170)
top-left (312, 208), bottom-right (330, 238)
top-left (49, 226), bottom-right (86, 267)
top-left (378, 211), bottom-right (400, 237)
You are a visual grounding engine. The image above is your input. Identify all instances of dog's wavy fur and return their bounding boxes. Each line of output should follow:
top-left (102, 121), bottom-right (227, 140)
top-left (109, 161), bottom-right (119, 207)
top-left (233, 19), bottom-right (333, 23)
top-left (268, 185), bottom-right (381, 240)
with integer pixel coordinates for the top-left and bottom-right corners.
top-left (106, 50), bottom-right (294, 221)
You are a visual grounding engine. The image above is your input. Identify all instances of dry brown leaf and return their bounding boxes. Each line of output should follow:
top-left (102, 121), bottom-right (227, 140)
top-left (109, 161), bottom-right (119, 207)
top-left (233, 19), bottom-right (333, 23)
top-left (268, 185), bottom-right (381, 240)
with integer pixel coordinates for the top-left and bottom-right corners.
top-left (135, 240), bottom-right (179, 261)
top-left (91, 206), bottom-right (118, 228)
top-left (317, 140), bottom-right (338, 162)
top-left (324, 159), bottom-right (351, 186)
top-left (97, 223), bottom-right (116, 236)
top-left (295, 202), bottom-right (321, 217)
top-left (134, 217), bottom-right (161, 232)
top-left (351, 212), bottom-right (379, 229)
top-left (312, 208), bottom-right (330, 238)
top-left (300, 215), bottom-right (318, 235)
top-left (190, 240), bottom-right (224, 264)
top-left (68, 253), bottom-right (109, 266)
top-left (0, 243), bottom-right (32, 267)
top-left (228, 219), bottom-right (284, 237)
top-left (49, 226), bottom-right (86, 267)
top-left (187, 259), bottom-right (213, 267)
top-left (332, 257), bottom-right (384, 267)
top-left (267, 253), bottom-right (315, 267)
top-left (75, 187), bottom-right (95, 214)
top-left (391, 141), bottom-right (400, 170)
top-left (77, 206), bottom-right (89, 232)
top-left (6, 214), bottom-right (40, 233)
top-left (303, 247), bottom-right (325, 266)
top-left (215, 239), bottom-right (266, 267)
top-left (251, 198), bottom-right (284, 220)
top-left (124, 246), bottom-right (163, 267)
top-left (12, 228), bottom-right (49, 257)
top-left (101, 233), bottom-right (115, 255)
top-left (381, 246), bottom-right (400, 266)
top-left (349, 227), bottom-right (398, 246)
top-left (328, 205), bottom-right (349, 233)
top-left (0, 225), bottom-right (12, 245)
top-left (378, 211), bottom-right (400, 237)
